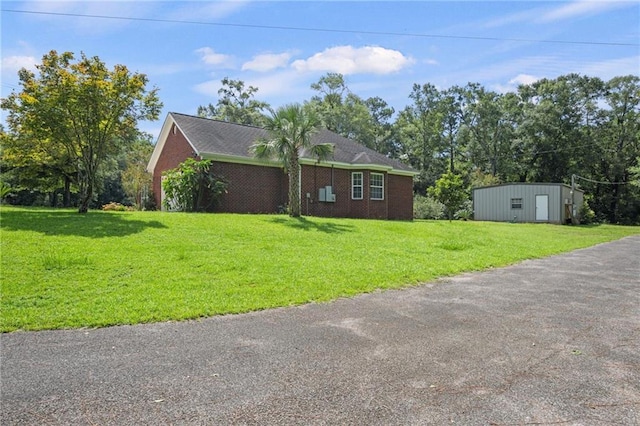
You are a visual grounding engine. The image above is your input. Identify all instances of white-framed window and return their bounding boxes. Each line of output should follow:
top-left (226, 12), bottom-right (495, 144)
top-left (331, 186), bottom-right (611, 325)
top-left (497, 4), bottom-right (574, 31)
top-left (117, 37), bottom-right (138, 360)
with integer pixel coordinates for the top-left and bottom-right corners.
top-left (370, 172), bottom-right (384, 200)
top-left (511, 198), bottom-right (523, 209)
top-left (352, 172), bottom-right (363, 200)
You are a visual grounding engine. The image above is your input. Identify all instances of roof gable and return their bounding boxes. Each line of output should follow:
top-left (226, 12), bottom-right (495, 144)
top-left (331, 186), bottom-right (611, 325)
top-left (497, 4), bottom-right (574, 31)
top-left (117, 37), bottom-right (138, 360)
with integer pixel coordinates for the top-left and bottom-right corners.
top-left (148, 112), bottom-right (416, 175)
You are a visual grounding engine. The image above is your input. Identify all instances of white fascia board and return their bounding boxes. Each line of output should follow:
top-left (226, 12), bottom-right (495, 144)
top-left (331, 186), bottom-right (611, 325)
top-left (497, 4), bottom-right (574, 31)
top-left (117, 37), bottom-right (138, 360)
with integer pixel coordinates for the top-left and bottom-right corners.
top-left (299, 158), bottom-right (418, 176)
top-left (200, 152), bottom-right (284, 168)
top-left (146, 113), bottom-right (200, 172)
top-left (388, 169), bottom-right (420, 177)
top-left (146, 114), bottom-right (174, 172)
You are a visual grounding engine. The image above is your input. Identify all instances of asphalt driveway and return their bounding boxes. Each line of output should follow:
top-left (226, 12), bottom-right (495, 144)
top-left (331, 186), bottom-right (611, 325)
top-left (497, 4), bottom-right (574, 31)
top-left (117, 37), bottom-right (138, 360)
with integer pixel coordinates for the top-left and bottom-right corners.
top-left (2, 236), bottom-right (639, 425)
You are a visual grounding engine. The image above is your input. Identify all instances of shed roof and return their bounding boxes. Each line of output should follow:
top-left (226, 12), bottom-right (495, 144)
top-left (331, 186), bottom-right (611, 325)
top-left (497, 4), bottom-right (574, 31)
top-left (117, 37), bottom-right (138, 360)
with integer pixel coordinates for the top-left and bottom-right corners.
top-left (148, 112), bottom-right (417, 176)
top-left (472, 183), bottom-right (584, 193)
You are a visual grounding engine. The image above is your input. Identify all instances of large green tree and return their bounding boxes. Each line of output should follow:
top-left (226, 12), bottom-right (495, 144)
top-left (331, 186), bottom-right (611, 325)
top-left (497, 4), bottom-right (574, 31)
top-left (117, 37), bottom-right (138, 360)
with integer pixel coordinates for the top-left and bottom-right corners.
top-left (308, 73), bottom-right (393, 154)
top-left (364, 96), bottom-right (396, 155)
top-left (589, 75), bottom-right (640, 222)
top-left (395, 83), bottom-right (446, 192)
top-left (1, 125), bottom-right (77, 207)
top-left (309, 72), bottom-right (349, 133)
top-left (252, 104), bottom-right (333, 217)
top-left (460, 87), bottom-right (520, 181)
top-left (517, 74), bottom-right (600, 182)
top-left (1, 50), bottom-right (162, 213)
top-left (197, 77), bottom-right (269, 126)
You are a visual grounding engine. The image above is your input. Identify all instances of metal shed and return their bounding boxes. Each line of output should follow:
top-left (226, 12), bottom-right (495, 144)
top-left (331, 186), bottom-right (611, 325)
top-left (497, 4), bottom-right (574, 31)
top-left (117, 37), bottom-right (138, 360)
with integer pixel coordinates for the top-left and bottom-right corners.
top-left (472, 183), bottom-right (584, 224)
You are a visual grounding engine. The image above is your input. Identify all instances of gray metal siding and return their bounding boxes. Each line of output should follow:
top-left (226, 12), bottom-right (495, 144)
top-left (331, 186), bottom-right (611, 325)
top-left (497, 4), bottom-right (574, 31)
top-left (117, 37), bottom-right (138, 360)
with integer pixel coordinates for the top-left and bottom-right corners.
top-left (473, 184), bottom-right (573, 223)
top-left (560, 185), bottom-right (584, 222)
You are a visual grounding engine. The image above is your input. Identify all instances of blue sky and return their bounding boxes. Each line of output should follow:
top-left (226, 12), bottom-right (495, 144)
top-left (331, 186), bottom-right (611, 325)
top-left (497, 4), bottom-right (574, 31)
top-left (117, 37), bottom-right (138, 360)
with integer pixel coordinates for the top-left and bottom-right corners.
top-left (2, 1), bottom-right (639, 138)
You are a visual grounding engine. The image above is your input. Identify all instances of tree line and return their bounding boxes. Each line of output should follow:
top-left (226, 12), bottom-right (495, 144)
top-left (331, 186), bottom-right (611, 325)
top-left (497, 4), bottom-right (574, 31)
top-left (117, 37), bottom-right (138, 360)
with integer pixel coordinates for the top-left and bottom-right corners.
top-left (2, 51), bottom-right (639, 223)
top-left (199, 73), bottom-right (639, 223)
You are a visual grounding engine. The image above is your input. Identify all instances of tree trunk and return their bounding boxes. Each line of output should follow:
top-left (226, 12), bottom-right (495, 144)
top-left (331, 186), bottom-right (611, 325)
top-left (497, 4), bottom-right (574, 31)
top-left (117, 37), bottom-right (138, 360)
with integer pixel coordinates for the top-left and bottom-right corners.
top-left (78, 175), bottom-right (92, 214)
top-left (63, 176), bottom-right (71, 208)
top-left (289, 160), bottom-right (301, 217)
top-left (78, 194), bottom-right (91, 213)
top-left (450, 144), bottom-right (455, 173)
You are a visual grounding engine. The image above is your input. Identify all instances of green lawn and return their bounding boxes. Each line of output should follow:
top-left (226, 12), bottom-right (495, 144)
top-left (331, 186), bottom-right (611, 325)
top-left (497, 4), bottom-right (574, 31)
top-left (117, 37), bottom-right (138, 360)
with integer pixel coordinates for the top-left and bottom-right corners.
top-left (1, 206), bottom-right (638, 332)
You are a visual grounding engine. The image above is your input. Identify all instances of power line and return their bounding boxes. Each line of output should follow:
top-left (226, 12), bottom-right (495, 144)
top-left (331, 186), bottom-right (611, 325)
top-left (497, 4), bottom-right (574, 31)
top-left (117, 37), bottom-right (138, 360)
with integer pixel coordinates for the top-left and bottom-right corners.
top-left (573, 174), bottom-right (629, 185)
top-left (531, 140), bottom-right (618, 156)
top-left (3, 9), bottom-right (638, 47)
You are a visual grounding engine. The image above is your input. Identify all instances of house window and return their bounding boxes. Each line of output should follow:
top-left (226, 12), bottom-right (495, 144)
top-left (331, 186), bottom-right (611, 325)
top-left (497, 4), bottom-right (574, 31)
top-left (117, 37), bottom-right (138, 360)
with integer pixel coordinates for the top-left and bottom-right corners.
top-left (370, 173), bottom-right (384, 200)
top-left (511, 198), bottom-right (523, 209)
top-left (352, 172), bottom-right (363, 200)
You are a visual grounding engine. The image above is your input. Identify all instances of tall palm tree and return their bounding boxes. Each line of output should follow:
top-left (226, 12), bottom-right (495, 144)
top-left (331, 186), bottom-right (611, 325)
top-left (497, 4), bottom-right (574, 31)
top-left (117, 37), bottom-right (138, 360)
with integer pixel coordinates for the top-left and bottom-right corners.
top-left (252, 103), bottom-right (333, 217)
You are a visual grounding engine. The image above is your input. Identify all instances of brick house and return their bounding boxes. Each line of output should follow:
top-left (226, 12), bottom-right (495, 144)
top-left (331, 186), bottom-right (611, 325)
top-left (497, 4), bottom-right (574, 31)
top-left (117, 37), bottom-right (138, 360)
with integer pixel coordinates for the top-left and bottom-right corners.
top-left (147, 112), bottom-right (417, 219)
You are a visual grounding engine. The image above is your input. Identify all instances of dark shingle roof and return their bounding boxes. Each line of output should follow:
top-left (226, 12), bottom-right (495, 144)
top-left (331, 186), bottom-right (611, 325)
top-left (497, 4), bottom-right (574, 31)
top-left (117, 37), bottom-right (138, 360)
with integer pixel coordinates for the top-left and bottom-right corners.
top-left (170, 112), bottom-right (414, 173)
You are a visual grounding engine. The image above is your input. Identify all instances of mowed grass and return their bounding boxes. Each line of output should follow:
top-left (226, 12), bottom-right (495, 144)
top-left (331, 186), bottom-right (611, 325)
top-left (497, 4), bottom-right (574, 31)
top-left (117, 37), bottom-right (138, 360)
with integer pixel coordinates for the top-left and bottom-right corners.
top-left (1, 206), bottom-right (638, 332)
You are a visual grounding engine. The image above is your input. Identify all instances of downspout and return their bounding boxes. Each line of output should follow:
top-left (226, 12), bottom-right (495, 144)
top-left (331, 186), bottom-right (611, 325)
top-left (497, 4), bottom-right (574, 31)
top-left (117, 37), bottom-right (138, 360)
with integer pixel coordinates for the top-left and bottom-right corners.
top-left (313, 163), bottom-right (317, 216)
top-left (331, 164), bottom-right (335, 216)
top-left (366, 172), bottom-right (370, 219)
top-left (385, 173), bottom-right (389, 219)
top-left (331, 164), bottom-right (334, 188)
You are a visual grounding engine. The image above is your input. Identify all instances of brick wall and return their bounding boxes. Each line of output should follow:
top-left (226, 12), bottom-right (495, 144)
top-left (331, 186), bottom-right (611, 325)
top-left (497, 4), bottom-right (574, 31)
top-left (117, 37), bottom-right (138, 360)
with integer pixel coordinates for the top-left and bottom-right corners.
top-left (213, 161), bottom-right (287, 213)
top-left (153, 126), bottom-right (413, 218)
top-left (300, 164), bottom-right (413, 220)
top-left (152, 123), bottom-right (198, 208)
top-left (388, 174), bottom-right (414, 220)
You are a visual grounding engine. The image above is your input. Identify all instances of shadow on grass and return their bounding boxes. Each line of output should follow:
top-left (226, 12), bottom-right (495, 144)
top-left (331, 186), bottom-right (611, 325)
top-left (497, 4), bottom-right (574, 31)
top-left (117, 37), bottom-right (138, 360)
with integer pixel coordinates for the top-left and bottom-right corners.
top-left (0, 209), bottom-right (167, 238)
top-left (268, 216), bottom-right (355, 234)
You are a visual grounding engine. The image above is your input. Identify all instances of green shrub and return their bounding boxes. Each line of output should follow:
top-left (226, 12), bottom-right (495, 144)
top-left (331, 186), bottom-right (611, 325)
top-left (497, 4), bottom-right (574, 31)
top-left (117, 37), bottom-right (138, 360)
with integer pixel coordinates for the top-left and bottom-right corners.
top-left (102, 202), bottom-right (133, 212)
top-left (162, 158), bottom-right (228, 212)
top-left (414, 195), bottom-right (445, 219)
top-left (455, 200), bottom-right (473, 221)
top-left (579, 201), bottom-right (596, 224)
top-left (0, 181), bottom-right (12, 202)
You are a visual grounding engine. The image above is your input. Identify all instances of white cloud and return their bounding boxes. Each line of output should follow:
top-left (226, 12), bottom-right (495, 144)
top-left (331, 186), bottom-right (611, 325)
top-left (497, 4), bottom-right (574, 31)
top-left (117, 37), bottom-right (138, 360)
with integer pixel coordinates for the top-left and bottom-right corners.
top-left (538, 0), bottom-right (632, 23)
top-left (195, 47), bottom-right (234, 68)
top-left (191, 70), bottom-right (316, 110)
top-left (1, 55), bottom-right (38, 73)
top-left (192, 79), bottom-right (221, 97)
top-left (577, 55), bottom-right (640, 80)
top-left (242, 52), bottom-right (292, 72)
top-left (489, 54), bottom-right (639, 94)
top-left (510, 74), bottom-right (539, 86)
top-left (244, 71), bottom-right (307, 98)
top-left (292, 45), bottom-right (414, 75)
top-left (483, 0), bottom-right (634, 29)
top-left (494, 74), bottom-right (540, 93)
